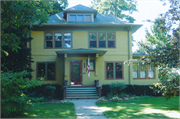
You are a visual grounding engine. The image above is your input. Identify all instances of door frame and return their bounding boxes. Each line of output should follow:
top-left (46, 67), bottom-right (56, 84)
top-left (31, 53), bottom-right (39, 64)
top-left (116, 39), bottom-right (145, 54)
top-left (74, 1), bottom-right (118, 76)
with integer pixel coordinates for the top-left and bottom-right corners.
top-left (70, 60), bottom-right (83, 85)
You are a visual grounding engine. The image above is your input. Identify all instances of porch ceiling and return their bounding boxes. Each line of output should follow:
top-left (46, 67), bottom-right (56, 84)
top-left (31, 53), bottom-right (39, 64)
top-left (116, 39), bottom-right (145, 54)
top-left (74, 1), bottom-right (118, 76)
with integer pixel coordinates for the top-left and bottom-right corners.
top-left (56, 48), bottom-right (107, 57)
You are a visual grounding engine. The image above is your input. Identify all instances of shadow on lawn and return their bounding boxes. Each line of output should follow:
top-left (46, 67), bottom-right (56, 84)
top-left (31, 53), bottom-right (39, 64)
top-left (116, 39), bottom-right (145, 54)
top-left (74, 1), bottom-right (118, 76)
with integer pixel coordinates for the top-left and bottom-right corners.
top-left (16, 103), bottom-right (76, 118)
top-left (98, 97), bottom-right (179, 118)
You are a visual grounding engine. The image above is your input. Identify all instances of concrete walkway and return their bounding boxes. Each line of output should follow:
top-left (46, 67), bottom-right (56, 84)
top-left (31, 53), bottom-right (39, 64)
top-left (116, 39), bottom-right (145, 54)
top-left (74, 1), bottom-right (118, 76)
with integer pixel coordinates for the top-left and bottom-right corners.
top-left (67, 99), bottom-right (108, 119)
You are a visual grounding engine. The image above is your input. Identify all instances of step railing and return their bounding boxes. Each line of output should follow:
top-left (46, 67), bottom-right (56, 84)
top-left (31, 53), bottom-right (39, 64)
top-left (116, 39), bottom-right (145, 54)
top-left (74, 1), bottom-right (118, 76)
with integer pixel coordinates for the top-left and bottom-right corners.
top-left (63, 80), bottom-right (68, 99)
top-left (95, 80), bottom-right (101, 98)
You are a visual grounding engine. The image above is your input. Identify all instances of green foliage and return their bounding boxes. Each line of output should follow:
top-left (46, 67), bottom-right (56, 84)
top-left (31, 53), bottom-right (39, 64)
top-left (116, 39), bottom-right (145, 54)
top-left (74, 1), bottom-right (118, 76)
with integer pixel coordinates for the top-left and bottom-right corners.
top-left (133, 0), bottom-right (180, 100)
top-left (43, 85), bottom-right (56, 100)
top-left (111, 95), bottom-right (120, 102)
top-left (98, 97), bottom-right (107, 102)
top-left (1, 71), bottom-right (41, 117)
top-left (109, 82), bottom-right (126, 95)
top-left (91, 0), bottom-right (137, 23)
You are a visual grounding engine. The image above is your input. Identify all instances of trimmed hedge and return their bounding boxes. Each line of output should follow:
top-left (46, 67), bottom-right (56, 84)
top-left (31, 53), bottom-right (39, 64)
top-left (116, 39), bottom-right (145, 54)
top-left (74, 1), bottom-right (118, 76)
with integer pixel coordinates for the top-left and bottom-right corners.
top-left (25, 84), bottom-right (63, 100)
top-left (102, 84), bottom-right (162, 97)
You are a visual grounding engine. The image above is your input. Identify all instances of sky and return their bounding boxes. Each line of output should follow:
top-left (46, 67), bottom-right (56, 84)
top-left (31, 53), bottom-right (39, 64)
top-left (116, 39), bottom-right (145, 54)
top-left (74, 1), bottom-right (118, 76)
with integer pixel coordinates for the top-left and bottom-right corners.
top-left (67, 0), bottom-right (170, 52)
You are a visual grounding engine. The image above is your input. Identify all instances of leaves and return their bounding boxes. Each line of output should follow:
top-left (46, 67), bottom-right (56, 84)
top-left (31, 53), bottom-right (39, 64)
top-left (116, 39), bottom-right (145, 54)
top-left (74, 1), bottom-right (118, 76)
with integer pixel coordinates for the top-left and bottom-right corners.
top-left (91, 0), bottom-right (137, 23)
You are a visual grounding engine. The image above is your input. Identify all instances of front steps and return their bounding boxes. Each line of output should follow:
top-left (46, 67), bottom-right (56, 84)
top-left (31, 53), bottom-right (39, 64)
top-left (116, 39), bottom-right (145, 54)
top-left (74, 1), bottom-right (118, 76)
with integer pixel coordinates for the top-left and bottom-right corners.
top-left (66, 86), bottom-right (99, 99)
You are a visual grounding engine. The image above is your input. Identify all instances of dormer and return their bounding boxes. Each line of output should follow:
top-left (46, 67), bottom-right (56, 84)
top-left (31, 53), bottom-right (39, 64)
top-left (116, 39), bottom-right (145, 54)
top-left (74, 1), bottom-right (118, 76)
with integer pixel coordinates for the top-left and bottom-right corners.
top-left (63, 4), bottom-right (97, 22)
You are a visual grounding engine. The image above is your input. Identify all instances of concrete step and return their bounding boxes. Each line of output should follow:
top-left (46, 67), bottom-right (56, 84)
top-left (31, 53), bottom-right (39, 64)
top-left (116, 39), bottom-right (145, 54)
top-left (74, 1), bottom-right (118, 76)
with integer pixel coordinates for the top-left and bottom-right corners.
top-left (67, 94), bottom-right (98, 96)
top-left (67, 88), bottom-right (96, 90)
top-left (67, 91), bottom-right (97, 94)
top-left (67, 89), bottom-right (97, 92)
top-left (66, 96), bottom-right (99, 99)
top-left (67, 89), bottom-right (96, 91)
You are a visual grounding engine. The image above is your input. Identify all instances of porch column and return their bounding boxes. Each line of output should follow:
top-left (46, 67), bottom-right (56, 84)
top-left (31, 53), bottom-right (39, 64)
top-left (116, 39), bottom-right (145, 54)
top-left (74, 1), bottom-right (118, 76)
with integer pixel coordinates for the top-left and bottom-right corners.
top-left (63, 80), bottom-right (68, 99)
top-left (95, 54), bottom-right (99, 76)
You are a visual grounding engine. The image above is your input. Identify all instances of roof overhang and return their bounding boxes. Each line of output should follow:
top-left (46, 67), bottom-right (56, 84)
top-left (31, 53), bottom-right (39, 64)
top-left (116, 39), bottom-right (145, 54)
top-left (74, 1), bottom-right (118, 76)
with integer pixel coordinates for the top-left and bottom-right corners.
top-left (56, 48), bottom-right (107, 57)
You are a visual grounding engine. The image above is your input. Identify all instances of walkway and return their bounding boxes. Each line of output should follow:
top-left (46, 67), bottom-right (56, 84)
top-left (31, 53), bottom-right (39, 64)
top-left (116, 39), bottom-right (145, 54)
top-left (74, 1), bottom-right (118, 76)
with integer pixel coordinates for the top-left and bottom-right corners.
top-left (67, 99), bottom-right (108, 119)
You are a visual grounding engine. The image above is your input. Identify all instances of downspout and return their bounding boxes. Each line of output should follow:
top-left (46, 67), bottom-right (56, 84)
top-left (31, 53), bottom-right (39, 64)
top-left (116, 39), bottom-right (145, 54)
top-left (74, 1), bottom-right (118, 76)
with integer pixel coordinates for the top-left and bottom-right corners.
top-left (128, 26), bottom-right (132, 85)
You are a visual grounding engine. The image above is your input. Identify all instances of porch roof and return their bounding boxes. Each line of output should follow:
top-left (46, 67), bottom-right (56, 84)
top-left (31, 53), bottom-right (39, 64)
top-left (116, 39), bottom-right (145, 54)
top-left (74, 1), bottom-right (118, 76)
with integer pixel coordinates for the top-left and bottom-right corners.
top-left (56, 48), bottom-right (107, 57)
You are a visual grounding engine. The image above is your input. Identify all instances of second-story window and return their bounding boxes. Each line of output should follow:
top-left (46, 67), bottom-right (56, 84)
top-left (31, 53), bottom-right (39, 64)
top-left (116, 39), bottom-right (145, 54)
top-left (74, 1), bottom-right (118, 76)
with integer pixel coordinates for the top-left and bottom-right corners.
top-left (55, 33), bottom-right (62, 48)
top-left (45, 33), bottom-right (53, 48)
top-left (108, 32), bottom-right (115, 48)
top-left (140, 64), bottom-right (146, 79)
top-left (99, 32), bottom-right (106, 48)
top-left (85, 15), bottom-right (91, 22)
top-left (64, 33), bottom-right (71, 48)
top-left (69, 14), bottom-right (92, 22)
top-left (89, 32), bottom-right (97, 48)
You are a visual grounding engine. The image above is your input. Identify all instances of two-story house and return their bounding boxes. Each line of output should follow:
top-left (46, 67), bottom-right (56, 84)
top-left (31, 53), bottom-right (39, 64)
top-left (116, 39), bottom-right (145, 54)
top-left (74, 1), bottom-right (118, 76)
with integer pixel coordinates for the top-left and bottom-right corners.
top-left (31, 4), bottom-right (158, 99)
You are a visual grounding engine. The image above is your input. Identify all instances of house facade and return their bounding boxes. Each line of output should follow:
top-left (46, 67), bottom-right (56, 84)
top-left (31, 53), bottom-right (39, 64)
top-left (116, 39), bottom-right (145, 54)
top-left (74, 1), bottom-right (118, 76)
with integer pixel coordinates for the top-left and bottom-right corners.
top-left (30, 5), bottom-right (158, 90)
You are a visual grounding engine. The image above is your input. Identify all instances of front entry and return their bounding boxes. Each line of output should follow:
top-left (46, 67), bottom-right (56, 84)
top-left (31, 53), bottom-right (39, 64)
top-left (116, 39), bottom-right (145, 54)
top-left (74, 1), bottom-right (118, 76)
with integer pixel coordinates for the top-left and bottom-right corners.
top-left (71, 61), bottom-right (82, 85)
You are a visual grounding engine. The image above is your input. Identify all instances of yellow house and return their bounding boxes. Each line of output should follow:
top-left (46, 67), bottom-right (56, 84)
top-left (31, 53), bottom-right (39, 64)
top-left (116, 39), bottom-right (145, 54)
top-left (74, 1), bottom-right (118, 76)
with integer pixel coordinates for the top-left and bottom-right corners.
top-left (31, 4), bottom-right (158, 99)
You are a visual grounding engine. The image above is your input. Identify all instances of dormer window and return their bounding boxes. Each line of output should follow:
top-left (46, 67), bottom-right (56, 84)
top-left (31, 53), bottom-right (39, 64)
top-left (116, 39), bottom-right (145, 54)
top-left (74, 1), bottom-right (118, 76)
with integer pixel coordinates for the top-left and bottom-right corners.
top-left (68, 14), bottom-right (92, 22)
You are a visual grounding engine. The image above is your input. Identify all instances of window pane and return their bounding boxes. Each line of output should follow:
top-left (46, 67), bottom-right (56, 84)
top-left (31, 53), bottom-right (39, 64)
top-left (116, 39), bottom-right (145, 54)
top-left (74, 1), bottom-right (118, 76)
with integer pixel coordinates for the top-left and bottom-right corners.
top-left (72, 63), bottom-right (80, 78)
top-left (133, 72), bottom-right (138, 78)
top-left (107, 63), bottom-right (113, 70)
top-left (38, 63), bottom-right (45, 78)
top-left (140, 71), bottom-right (146, 78)
top-left (99, 33), bottom-right (106, 40)
top-left (133, 64), bottom-right (138, 71)
top-left (64, 33), bottom-right (71, 41)
top-left (116, 71), bottom-right (122, 78)
top-left (107, 71), bottom-right (113, 78)
top-left (85, 15), bottom-right (91, 22)
top-left (46, 33), bottom-right (52, 40)
top-left (55, 41), bottom-right (62, 48)
top-left (90, 62), bottom-right (94, 70)
top-left (90, 41), bottom-right (96, 47)
top-left (70, 15), bottom-right (76, 21)
top-left (47, 63), bottom-right (55, 80)
top-left (108, 33), bottom-right (115, 40)
top-left (77, 15), bottom-right (84, 21)
top-left (46, 41), bottom-right (52, 48)
top-left (99, 41), bottom-right (105, 47)
top-left (108, 41), bottom-right (114, 47)
top-left (148, 65), bottom-right (154, 71)
top-left (90, 33), bottom-right (96, 40)
top-left (64, 41), bottom-right (71, 48)
top-left (148, 71), bottom-right (154, 78)
top-left (116, 63), bottom-right (122, 70)
top-left (55, 33), bottom-right (62, 41)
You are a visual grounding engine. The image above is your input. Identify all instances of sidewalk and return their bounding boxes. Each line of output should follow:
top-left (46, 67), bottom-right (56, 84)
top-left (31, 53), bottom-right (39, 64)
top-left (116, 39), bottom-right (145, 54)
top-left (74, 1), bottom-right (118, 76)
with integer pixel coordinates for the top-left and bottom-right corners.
top-left (67, 99), bottom-right (108, 119)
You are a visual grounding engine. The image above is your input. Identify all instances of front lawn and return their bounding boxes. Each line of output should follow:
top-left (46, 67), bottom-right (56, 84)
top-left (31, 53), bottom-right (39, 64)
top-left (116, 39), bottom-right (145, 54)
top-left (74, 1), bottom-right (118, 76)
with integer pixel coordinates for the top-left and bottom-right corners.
top-left (16, 103), bottom-right (76, 118)
top-left (97, 96), bottom-right (179, 118)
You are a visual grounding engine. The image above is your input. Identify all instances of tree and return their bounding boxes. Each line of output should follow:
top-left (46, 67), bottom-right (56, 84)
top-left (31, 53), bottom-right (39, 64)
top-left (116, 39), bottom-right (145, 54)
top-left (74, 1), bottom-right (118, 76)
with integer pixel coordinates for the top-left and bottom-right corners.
top-left (91, 0), bottom-right (138, 23)
top-left (133, 0), bottom-right (179, 100)
top-left (1, 1), bottom-right (68, 75)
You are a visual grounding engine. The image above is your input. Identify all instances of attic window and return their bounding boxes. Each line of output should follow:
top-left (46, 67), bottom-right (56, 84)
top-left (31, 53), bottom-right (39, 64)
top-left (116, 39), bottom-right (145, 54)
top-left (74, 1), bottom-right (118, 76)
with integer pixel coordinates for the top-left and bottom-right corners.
top-left (69, 14), bottom-right (92, 22)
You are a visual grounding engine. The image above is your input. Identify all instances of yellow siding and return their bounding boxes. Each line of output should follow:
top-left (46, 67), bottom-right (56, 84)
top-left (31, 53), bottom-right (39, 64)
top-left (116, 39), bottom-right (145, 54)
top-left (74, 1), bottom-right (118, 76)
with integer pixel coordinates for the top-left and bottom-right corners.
top-left (31, 30), bottom-right (159, 86)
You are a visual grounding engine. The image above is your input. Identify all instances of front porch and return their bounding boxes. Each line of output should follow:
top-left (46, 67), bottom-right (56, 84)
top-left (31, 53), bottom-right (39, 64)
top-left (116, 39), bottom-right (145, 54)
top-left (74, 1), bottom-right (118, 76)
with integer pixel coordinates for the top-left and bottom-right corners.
top-left (63, 80), bottom-right (101, 99)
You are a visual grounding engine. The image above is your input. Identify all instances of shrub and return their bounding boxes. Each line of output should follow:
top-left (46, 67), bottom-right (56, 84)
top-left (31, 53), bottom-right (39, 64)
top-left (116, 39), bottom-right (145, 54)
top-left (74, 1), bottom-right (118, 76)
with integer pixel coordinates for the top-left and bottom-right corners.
top-left (43, 85), bottom-right (56, 100)
top-left (1, 71), bottom-right (41, 117)
top-left (111, 95), bottom-right (120, 102)
top-left (109, 82), bottom-right (126, 95)
top-left (98, 97), bottom-right (107, 102)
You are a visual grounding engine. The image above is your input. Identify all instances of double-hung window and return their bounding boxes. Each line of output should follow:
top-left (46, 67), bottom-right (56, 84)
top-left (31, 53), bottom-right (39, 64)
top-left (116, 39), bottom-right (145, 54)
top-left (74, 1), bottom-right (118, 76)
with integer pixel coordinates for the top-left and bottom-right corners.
top-left (106, 62), bottom-right (123, 79)
top-left (99, 32), bottom-right (106, 48)
top-left (89, 32), bottom-right (97, 48)
top-left (55, 33), bottom-right (62, 48)
top-left (85, 15), bottom-right (91, 22)
top-left (140, 64), bottom-right (146, 79)
top-left (37, 62), bottom-right (56, 80)
top-left (148, 65), bottom-right (155, 78)
top-left (108, 32), bottom-right (115, 48)
top-left (69, 15), bottom-right (76, 22)
top-left (133, 63), bottom-right (138, 79)
top-left (64, 33), bottom-right (71, 48)
top-left (45, 33), bottom-right (53, 48)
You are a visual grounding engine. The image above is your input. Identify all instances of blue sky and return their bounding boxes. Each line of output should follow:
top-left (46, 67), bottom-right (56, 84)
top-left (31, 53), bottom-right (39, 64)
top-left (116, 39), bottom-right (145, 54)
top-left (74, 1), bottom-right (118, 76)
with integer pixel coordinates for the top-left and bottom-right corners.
top-left (67, 0), bottom-right (169, 52)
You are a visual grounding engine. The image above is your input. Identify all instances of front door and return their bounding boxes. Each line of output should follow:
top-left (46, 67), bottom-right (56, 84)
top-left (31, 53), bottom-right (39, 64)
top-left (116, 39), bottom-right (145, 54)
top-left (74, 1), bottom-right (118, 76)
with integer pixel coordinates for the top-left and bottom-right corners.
top-left (71, 61), bottom-right (82, 85)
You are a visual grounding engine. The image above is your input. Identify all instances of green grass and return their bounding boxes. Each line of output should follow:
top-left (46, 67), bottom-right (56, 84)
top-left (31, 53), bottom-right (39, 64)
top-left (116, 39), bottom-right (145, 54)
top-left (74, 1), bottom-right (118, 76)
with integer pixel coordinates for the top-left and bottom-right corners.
top-left (97, 96), bottom-right (179, 118)
top-left (16, 103), bottom-right (76, 118)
